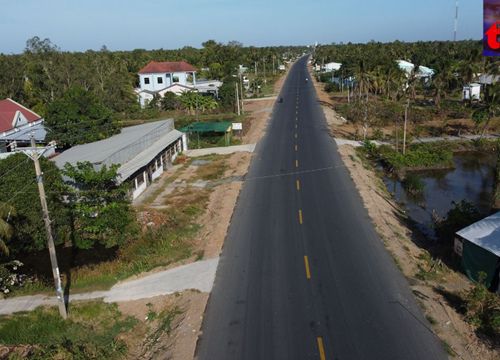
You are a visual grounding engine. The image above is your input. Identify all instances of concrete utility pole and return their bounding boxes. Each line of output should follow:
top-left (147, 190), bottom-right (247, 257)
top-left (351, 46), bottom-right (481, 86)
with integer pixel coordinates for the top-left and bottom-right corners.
top-left (239, 73), bottom-right (244, 114)
top-left (16, 137), bottom-right (67, 319)
top-left (235, 82), bottom-right (241, 115)
top-left (403, 99), bottom-right (409, 155)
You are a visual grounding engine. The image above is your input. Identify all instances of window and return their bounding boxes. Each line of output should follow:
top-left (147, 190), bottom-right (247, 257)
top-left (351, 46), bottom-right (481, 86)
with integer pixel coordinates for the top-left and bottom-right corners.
top-left (144, 77), bottom-right (150, 85)
top-left (157, 77), bottom-right (163, 84)
top-left (172, 76), bottom-right (179, 83)
top-left (136, 173), bottom-right (144, 187)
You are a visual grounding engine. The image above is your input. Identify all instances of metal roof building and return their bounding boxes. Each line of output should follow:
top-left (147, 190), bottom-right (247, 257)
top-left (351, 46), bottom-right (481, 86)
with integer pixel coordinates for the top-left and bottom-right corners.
top-left (53, 119), bottom-right (186, 199)
top-left (455, 211), bottom-right (500, 293)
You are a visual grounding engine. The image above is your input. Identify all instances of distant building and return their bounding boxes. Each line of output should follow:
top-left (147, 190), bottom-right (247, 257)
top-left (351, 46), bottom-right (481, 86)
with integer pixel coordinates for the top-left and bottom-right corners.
top-left (135, 61), bottom-right (222, 107)
top-left (396, 60), bottom-right (435, 80)
top-left (478, 74), bottom-right (499, 85)
top-left (0, 98), bottom-right (47, 155)
top-left (454, 211), bottom-right (500, 294)
top-left (53, 119), bottom-right (186, 199)
top-left (462, 83), bottom-right (481, 101)
top-left (322, 62), bottom-right (342, 72)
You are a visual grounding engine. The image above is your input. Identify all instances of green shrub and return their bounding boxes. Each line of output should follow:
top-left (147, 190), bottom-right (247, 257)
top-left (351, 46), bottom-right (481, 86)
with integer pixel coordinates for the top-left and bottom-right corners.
top-left (402, 173), bottom-right (425, 195)
top-left (462, 273), bottom-right (500, 339)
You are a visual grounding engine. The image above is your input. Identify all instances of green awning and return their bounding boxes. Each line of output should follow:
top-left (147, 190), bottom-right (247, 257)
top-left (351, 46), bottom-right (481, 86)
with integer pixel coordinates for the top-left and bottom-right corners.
top-left (180, 121), bottom-right (232, 133)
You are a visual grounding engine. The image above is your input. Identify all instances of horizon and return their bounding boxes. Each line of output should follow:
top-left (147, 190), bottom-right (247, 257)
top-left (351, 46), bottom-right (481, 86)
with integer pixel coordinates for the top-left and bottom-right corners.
top-left (0, 0), bottom-right (483, 54)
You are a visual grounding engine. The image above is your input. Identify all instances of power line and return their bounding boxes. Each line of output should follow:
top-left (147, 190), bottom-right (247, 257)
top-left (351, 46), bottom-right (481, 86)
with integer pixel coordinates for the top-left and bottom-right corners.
top-left (0, 157), bottom-right (30, 180)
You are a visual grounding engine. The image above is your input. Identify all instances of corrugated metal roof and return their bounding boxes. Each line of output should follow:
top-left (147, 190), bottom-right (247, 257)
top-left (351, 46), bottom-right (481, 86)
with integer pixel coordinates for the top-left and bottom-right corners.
top-left (118, 129), bottom-right (183, 182)
top-left (456, 211), bottom-right (500, 257)
top-left (0, 121), bottom-right (46, 142)
top-left (180, 121), bottom-right (231, 133)
top-left (53, 119), bottom-right (183, 183)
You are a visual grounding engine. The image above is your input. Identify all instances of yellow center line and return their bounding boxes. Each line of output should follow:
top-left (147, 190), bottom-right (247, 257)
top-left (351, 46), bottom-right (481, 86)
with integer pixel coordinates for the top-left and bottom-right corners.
top-left (317, 337), bottom-right (326, 360)
top-left (298, 209), bottom-right (303, 224)
top-left (304, 255), bottom-right (311, 279)
top-left (295, 159), bottom-right (299, 168)
top-left (296, 179), bottom-right (300, 191)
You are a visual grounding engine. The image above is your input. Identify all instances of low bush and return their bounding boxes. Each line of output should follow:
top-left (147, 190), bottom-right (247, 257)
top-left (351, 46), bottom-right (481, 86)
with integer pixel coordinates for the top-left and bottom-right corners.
top-left (0, 301), bottom-right (137, 359)
top-left (462, 273), bottom-right (500, 340)
top-left (377, 142), bottom-right (453, 172)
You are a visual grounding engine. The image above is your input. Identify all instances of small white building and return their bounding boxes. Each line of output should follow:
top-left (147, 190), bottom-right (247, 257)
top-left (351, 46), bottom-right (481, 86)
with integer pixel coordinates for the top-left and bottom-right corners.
top-left (53, 119), bottom-right (187, 200)
top-left (396, 60), bottom-right (435, 80)
top-left (462, 83), bottom-right (481, 101)
top-left (322, 62), bottom-right (342, 72)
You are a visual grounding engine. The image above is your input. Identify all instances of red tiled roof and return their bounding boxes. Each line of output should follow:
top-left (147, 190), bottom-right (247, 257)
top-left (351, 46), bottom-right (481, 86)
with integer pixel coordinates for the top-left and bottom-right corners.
top-left (0, 98), bottom-right (42, 133)
top-left (138, 61), bottom-right (197, 74)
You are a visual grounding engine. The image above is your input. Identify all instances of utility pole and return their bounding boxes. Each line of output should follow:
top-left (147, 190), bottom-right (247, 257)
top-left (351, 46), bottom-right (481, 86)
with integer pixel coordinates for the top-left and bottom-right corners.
top-left (16, 137), bottom-right (67, 319)
top-left (235, 82), bottom-right (240, 115)
top-left (239, 73), bottom-right (244, 114)
top-left (403, 99), bottom-right (409, 155)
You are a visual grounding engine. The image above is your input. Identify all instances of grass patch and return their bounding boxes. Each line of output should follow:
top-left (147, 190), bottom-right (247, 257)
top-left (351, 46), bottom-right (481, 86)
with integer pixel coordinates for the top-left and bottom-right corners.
top-left (377, 142), bottom-right (453, 173)
top-left (194, 158), bottom-right (228, 181)
top-left (0, 301), bottom-right (137, 359)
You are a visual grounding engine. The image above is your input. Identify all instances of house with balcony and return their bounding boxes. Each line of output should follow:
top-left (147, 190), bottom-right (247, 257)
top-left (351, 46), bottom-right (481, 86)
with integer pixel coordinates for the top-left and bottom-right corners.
top-left (136, 61), bottom-right (197, 107)
top-left (135, 61), bottom-right (223, 107)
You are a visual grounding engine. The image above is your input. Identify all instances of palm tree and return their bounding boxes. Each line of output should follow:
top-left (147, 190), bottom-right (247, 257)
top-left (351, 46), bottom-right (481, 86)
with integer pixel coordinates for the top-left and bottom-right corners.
top-left (0, 203), bottom-right (16, 256)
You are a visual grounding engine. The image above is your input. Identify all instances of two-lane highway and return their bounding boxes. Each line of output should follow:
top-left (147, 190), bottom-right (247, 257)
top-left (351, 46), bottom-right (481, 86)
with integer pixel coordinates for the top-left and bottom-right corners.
top-left (196, 57), bottom-right (447, 359)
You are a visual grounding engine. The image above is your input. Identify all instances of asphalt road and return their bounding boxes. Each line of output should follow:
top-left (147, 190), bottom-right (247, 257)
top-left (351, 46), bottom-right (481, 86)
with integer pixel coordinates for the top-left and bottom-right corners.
top-left (196, 57), bottom-right (447, 360)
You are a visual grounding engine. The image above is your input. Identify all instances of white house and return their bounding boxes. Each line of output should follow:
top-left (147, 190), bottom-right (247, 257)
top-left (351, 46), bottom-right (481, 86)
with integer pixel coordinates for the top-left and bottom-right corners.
top-left (396, 60), bottom-right (435, 80)
top-left (136, 61), bottom-right (197, 107)
top-left (463, 83), bottom-right (481, 101)
top-left (0, 98), bottom-right (47, 154)
top-left (136, 61), bottom-right (223, 107)
top-left (322, 62), bottom-right (342, 72)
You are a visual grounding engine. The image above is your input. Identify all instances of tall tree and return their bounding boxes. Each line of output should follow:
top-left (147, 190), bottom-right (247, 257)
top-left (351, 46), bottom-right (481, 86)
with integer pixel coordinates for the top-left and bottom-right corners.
top-left (45, 86), bottom-right (118, 147)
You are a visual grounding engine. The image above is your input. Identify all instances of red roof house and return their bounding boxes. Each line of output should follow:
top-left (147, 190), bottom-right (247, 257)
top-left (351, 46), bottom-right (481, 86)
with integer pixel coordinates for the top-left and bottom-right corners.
top-left (0, 98), bottom-right (42, 133)
top-left (138, 61), bottom-right (197, 74)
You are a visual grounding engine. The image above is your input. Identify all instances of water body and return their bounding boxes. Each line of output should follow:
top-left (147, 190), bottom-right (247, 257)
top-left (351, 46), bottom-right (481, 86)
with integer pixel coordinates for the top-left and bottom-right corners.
top-left (382, 151), bottom-right (496, 239)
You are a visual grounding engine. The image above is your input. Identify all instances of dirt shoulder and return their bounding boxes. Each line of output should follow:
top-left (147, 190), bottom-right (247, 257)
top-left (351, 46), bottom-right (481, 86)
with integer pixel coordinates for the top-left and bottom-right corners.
top-left (308, 66), bottom-right (499, 359)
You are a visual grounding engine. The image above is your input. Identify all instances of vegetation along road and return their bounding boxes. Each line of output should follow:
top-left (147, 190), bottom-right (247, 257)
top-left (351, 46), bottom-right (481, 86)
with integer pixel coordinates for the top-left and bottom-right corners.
top-left (196, 56), bottom-right (448, 359)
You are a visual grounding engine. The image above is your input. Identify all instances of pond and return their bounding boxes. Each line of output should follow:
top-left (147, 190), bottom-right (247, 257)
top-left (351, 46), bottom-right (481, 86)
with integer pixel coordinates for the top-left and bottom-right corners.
top-left (382, 151), bottom-right (496, 239)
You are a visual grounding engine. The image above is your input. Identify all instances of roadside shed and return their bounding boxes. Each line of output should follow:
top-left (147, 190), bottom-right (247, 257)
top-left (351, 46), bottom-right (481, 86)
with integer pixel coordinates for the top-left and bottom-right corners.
top-left (454, 211), bottom-right (500, 293)
top-left (180, 121), bottom-right (233, 146)
top-left (53, 119), bottom-right (187, 199)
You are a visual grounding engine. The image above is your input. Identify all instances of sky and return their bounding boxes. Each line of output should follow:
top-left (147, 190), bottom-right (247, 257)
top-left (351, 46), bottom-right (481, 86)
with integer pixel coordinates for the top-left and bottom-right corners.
top-left (0, 0), bottom-right (484, 53)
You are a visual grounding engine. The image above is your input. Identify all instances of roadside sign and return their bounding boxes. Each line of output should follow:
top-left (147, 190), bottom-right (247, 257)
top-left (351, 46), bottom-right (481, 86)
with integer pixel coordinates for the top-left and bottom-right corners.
top-left (232, 122), bottom-right (243, 130)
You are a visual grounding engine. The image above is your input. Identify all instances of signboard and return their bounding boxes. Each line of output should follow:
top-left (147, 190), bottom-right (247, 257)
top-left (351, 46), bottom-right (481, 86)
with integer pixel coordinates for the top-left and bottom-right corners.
top-left (232, 122), bottom-right (243, 131)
